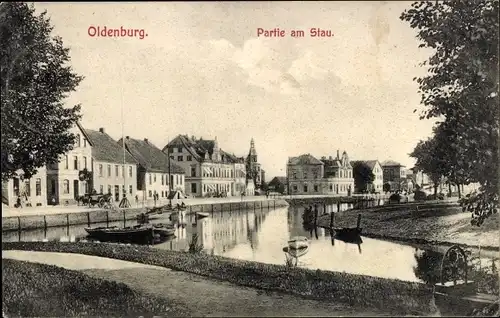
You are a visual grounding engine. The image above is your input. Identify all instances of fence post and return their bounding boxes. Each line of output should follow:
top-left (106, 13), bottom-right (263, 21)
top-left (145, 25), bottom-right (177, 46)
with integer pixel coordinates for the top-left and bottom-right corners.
top-left (17, 217), bottom-right (21, 232)
top-left (66, 214), bottom-right (70, 228)
top-left (87, 212), bottom-right (91, 227)
top-left (106, 210), bottom-right (109, 227)
top-left (221, 203), bottom-right (223, 212)
top-left (123, 210), bottom-right (126, 227)
top-left (44, 215), bottom-right (47, 231)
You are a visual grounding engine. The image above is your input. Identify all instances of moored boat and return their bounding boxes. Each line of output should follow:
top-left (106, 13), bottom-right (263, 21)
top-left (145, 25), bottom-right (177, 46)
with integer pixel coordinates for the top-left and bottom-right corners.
top-left (152, 224), bottom-right (176, 237)
top-left (288, 236), bottom-right (309, 250)
top-left (85, 224), bottom-right (154, 243)
top-left (196, 212), bottom-right (209, 219)
top-left (282, 246), bottom-right (309, 258)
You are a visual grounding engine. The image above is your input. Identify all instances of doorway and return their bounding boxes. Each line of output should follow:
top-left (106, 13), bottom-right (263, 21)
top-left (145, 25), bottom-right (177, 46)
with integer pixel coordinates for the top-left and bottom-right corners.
top-left (73, 180), bottom-right (79, 200)
top-left (114, 185), bottom-right (120, 202)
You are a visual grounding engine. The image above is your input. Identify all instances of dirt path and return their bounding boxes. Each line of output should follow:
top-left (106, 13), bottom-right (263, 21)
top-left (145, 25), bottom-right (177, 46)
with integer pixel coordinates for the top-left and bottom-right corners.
top-left (2, 250), bottom-right (390, 317)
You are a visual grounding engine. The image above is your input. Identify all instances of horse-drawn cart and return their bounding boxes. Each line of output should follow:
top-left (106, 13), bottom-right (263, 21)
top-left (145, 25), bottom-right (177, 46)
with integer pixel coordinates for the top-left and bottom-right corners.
top-left (79, 193), bottom-right (114, 209)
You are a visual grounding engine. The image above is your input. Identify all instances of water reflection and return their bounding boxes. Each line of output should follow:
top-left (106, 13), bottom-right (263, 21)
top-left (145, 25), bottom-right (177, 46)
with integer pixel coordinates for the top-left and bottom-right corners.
top-left (3, 203), bottom-right (497, 284)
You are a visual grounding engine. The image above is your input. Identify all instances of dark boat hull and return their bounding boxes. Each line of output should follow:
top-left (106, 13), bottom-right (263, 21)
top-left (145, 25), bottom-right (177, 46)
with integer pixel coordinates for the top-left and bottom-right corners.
top-left (85, 226), bottom-right (154, 243)
top-left (153, 226), bottom-right (176, 238)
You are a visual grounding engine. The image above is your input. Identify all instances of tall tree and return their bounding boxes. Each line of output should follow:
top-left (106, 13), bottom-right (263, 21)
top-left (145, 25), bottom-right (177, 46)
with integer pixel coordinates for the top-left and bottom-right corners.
top-left (352, 162), bottom-right (375, 193)
top-left (409, 137), bottom-right (445, 195)
top-left (1, 2), bottom-right (83, 181)
top-left (401, 0), bottom-right (499, 225)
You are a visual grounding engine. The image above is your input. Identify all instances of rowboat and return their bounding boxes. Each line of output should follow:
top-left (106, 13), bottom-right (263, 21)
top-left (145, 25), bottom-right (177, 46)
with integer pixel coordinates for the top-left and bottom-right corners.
top-left (334, 227), bottom-right (362, 238)
top-left (288, 236), bottom-right (309, 250)
top-left (85, 224), bottom-right (154, 243)
top-left (152, 224), bottom-right (176, 238)
top-left (282, 246), bottom-right (309, 258)
top-left (196, 212), bottom-right (210, 219)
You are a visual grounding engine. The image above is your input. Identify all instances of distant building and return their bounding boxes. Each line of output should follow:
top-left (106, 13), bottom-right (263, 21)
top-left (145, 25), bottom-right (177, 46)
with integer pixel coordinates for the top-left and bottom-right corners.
top-left (351, 160), bottom-right (383, 193)
top-left (287, 150), bottom-right (354, 195)
top-left (381, 160), bottom-right (407, 192)
top-left (267, 176), bottom-right (287, 194)
top-left (163, 135), bottom-right (247, 198)
top-left (121, 136), bottom-right (185, 201)
top-left (46, 122), bottom-right (94, 205)
top-left (85, 128), bottom-right (138, 202)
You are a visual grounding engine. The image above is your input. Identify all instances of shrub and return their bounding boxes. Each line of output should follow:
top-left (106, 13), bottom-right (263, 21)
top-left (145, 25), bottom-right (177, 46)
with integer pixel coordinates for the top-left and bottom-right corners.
top-left (2, 259), bottom-right (186, 317)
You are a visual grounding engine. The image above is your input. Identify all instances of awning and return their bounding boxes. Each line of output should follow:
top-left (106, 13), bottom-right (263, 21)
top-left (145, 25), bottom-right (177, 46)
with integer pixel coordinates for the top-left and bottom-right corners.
top-left (204, 167), bottom-right (213, 175)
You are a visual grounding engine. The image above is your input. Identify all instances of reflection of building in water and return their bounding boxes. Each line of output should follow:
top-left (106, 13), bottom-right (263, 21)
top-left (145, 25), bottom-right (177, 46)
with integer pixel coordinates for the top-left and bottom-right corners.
top-left (195, 218), bottom-right (213, 250)
top-left (209, 211), bottom-right (250, 254)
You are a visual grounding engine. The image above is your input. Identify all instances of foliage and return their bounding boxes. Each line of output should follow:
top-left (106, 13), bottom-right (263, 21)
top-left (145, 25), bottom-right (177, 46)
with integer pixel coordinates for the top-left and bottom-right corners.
top-left (0, 2), bottom-right (83, 181)
top-left (413, 249), bottom-right (443, 285)
top-left (401, 0), bottom-right (499, 225)
top-left (352, 162), bottom-right (375, 192)
top-left (2, 242), bottom-right (436, 315)
top-left (2, 259), bottom-right (185, 317)
top-left (188, 233), bottom-right (204, 254)
top-left (459, 190), bottom-right (499, 227)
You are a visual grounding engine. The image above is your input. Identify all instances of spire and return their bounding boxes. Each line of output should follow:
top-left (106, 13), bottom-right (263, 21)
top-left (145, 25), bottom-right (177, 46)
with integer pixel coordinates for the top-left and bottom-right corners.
top-left (249, 138), bottom-right (257, 156)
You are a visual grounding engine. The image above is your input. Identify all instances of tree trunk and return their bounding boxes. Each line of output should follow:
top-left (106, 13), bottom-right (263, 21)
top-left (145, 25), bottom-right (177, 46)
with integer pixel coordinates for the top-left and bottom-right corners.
top-left (434, 183), bottom-right (438, 196)
top-left (457, 184), bottom-right (462, 199)
top-left (448, 183), bottom-right (452, 197)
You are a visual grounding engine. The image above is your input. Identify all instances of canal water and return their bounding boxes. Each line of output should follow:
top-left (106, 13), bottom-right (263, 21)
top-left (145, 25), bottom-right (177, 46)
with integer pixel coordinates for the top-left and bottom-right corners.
top-left (3, 204), bottom-right (498, 284)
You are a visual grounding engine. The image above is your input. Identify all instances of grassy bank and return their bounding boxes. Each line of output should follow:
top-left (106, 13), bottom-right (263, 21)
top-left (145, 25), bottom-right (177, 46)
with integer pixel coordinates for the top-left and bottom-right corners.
top-left (2, 241), bottom-right (435, 315)
top-left (318, 203), bottom-right (499, 250)
top-left (2, 258), bottom-right (187, 317)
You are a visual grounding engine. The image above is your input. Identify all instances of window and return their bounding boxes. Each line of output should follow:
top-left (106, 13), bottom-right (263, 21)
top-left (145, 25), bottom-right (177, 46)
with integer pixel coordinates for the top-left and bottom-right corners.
top-left (191, 166), bottom-right (196, 177)
top-left (122, 185), bottom-right (125, 195)
top-left (293, 185), bottom-right (298, 192)
top-left (65, 155), bottom-right (69, 169)
top-left (329, 184), bottom-right (333, 191)
top-left (149, 174), bottom-right (152, 185)
top-left (73, 156), bottom-right (78, 170)
top-left (161, 191), bottom-right (164, 198)
top-left (24, 180), bottom-right (31, 197)
top-left (107, 185), bottom-right (111, 194)
top-left (314, 185), bottom-right (318, 192)
top-left (36, 178), bottom-right (41, 196)
top-left (129, 185), bottom-right (132, 195)
top-left (76, 134), bottom-right (81, 147)
top-left (168, 148), bottom-right (173, 153)
top-left (128, 166), bottom-right (133, 177)
top-left (187, 155), bottom-right (192, 161)
top-left (99, 164), bottom-right (103, 177)
top-left (100, 185), bottom-right (104, 194)
top-left (107, 165), bottom-right (111, 177)
top-left (191, 183), bottom-right (197, 193)
top-left (177, 156), bottom-right (183, 161)
top-left (83, 157), bottom-right (87, 169)
top-left (161, 175), bottom-right (164, 185)
top-left (180, 176), bottom-right (183, 185)
top-left (63, 179), bottom-right (70, 194)
top-left (177, 147), bottom-right (182, 153)
top-left (292, 171), bottom-right (297, 179)
top-left (122, 166), bottom-right (125, 177)
top-left (83, 138), bottom-right (87, 147)
top-left (303, 185), bottom-right (308, 192)
top-left (154, 174), bottom-right (157, 183)
top-left (115, 165), bottom-right (119, 177)
top-left (176, 175), bottom-right (179, 184)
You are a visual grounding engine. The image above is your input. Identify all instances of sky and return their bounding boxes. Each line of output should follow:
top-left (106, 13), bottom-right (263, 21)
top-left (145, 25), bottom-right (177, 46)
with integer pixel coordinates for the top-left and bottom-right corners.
top-left (35, 1), bottom-right (436, 179)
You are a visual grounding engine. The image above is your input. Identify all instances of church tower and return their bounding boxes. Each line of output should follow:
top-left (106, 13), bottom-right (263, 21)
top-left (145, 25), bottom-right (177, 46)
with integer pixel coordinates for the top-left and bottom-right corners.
top-left (246, 138), bottom-right (262, 189)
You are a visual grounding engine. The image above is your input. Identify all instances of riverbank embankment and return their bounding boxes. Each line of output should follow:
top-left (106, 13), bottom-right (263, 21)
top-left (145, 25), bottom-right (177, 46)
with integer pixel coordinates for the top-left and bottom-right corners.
top-left (1, 199), bottom-right (289, 232)
top-left (1, 242), bottom-right (436, 316)
top-left (316, 202), bottom-right (499, 250)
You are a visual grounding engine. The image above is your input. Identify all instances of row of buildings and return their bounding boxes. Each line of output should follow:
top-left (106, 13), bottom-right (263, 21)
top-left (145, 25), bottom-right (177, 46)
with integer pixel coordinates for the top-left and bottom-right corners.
top-left (2, 123), bottom-right (266, 207)
top-left (267, 153), bottom-right (439, 195)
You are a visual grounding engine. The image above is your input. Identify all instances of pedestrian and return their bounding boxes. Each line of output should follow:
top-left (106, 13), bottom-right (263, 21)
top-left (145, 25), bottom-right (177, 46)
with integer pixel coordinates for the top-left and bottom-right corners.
top-left (135, 194), bottom-right (139, 206)
top-left (153, 191), bottom-right (157, 206)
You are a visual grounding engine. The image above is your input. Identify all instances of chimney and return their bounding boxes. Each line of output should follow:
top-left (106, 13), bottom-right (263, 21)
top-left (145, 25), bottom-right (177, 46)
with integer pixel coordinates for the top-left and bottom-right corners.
top-left (126, 136), bottom-right (129, 139)
top-left (144, 138), bottom-right (148, 143)
top-left (99, 128), bottom-right (105, 133)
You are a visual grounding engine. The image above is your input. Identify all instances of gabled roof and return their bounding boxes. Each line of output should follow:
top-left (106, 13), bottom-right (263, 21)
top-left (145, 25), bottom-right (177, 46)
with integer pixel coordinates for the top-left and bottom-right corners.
top-left (75, 122), bottom-right (94, 147)
top-left (381, 160), bottom-right (404, 167)
top-left (164, 134), bottom-right (244, 164)
top-left (269, 176), bottom-right (287, 185)
top-left (288, 154), bottom-right (323, 165)
top-left (321, 158), bottom-right (342, 167)
top-left (351, 160), bottom-right (380, 170)
top-left (85, 129), bottom-right (137, 164)
top-left (120, 137), bottom-right (184, 174)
